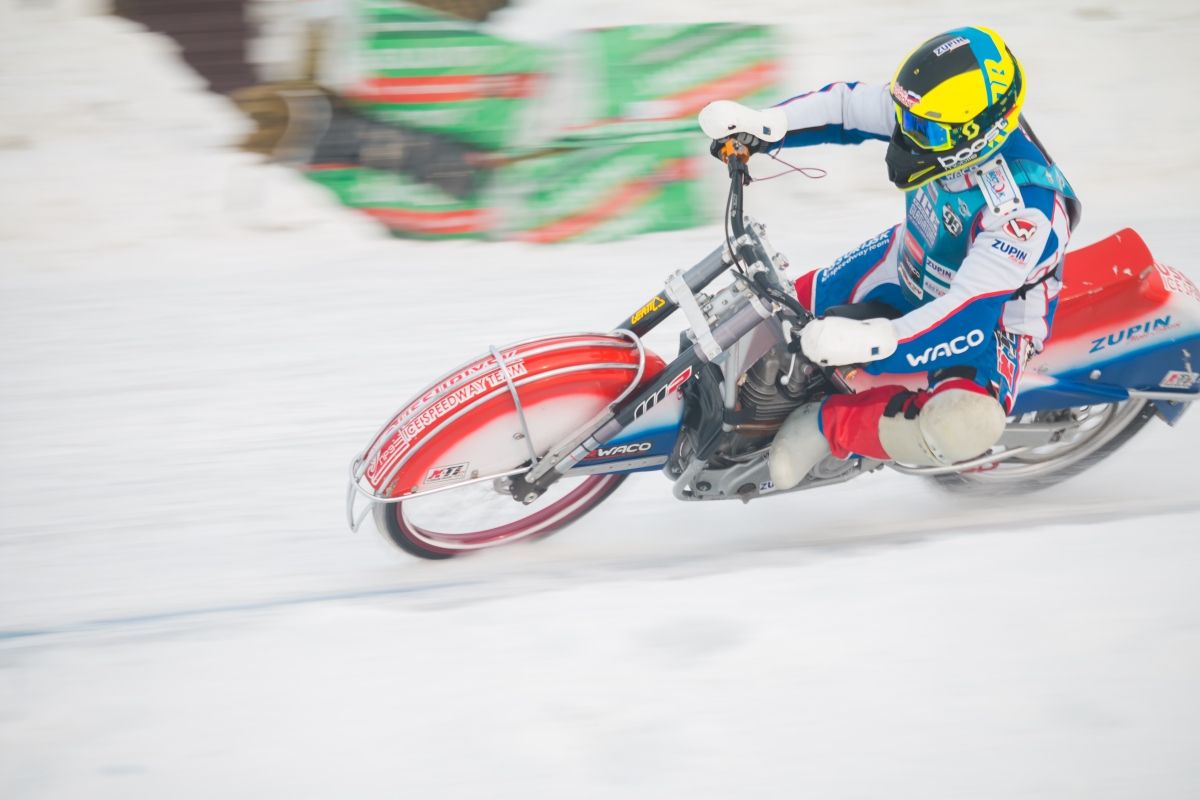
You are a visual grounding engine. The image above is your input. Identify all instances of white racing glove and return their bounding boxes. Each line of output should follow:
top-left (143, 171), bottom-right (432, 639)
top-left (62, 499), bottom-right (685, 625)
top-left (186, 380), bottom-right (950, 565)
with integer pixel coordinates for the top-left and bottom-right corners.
top-left (799, 317), bottom-right (899, 367)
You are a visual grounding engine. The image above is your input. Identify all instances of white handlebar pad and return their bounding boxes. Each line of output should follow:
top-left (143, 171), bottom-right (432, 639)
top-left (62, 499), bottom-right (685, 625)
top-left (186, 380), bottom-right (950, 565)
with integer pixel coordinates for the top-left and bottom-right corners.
top-left (698, 100), bottom-right (788, 143)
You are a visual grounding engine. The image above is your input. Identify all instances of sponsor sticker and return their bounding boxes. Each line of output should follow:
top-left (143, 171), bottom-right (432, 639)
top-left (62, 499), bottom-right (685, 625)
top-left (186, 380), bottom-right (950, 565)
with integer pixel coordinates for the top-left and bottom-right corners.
top-left (925, 257), bottom-right (955, 283)
top-left (827, 229), bottom-right (894, 279)
top-left (942, 204), bottom-right (963, 237)
top-left (900, 257), bottom-right (923, 298)
top-left (630, 295), bottom-right (666, 325)
top-left (586, 441), bottom-right (653, 460)
top-left (891, 83), bottom-right (921, 109)
top-left (937, 118), bottom-right (1007, 170)
top-left (908, 189), bottom-right (939, 242)
top-left (933, 36), bottom-right (969, 57)
top-left (991, 239), bottom-right (1028, 263)
top-left (958, 198), bottom-right (970, 217)
top-left (632, 366), bottom-right (692, 419)
top-left (905, 329), bottom-right (987, 367)
top-left (922, 276), bottom-right (948, 298)
top-left (1155, 263), bottom-right (1200, 304)
top-left (1089, 316), bottom-right (1176, 354)
top-left (1003, 217), bottom-right (1038, 241)
top-left (667, 367), bottom-right (692, 394)
top-left (941, 166), bottom-right (971, 184)
top-left (902, 230), bottom-right (926, 264)
top-left (425, 463), bottom-right (469, 484)
top-left (366, 358), bottom-right (529, 486)
top-left (985, 167), bottom-right (1006, 196)
top-left (1161, 370), bottom-right (1199, 389)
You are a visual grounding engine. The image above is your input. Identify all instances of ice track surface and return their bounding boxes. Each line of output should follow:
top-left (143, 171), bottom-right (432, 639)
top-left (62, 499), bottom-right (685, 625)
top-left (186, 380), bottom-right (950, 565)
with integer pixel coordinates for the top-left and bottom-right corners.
top-left (3, 2), bottom-right (1200, 798)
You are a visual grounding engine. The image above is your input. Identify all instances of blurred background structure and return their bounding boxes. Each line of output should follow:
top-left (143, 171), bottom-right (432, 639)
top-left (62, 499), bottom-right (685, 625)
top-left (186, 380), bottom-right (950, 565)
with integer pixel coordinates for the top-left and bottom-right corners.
top-left (112, 0), bottom-right (513, 93)
top-left (115, 0), bottom-right (781, 241)
top-left (112, 0), bottom-right (257, 93)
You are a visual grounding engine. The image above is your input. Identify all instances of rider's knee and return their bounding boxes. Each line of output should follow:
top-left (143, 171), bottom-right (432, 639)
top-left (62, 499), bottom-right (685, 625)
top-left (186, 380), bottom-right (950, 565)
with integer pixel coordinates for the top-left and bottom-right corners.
top-left (921, 386), bottom-right (1007, 463)
top-left (879, 385), bottom-right (1006, 466)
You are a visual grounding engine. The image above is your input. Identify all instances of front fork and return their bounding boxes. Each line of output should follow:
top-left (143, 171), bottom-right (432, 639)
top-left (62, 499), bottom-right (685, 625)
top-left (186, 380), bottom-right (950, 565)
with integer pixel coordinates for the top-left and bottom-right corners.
top-left (518, 238), bottom-right (793, 499)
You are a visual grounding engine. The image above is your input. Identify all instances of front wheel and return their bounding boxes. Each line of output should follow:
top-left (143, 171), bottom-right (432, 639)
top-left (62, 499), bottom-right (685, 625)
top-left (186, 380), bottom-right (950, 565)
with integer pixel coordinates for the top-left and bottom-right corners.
top-left (354, 332), bottom-right (666, 558)
top-left (377, 472), bottom-right (626, 559)
top-left (931, 399), bottom-right (1157, 494)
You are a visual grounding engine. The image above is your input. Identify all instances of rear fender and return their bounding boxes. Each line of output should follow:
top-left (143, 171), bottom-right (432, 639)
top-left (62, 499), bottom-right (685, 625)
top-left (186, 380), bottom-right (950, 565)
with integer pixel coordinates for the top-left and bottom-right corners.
top-left (1018, 229), bottom-right (1200, 419)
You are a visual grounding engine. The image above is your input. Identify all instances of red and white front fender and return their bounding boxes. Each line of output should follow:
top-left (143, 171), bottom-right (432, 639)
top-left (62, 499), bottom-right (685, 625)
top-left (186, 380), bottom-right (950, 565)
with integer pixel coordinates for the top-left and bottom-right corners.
top-left (348, 333), bottom-right (666, 523)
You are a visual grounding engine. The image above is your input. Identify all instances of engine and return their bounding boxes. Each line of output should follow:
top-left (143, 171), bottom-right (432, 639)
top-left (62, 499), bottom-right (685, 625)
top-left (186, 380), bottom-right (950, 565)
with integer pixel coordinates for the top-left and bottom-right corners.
top-left (736, 346), bottom-right (813, 425)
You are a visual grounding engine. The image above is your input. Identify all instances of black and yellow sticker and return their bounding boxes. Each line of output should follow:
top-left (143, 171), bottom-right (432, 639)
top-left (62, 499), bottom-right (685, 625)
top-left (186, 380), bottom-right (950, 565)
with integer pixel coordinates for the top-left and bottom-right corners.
top-left (630, 295), bottom-right (667, 326)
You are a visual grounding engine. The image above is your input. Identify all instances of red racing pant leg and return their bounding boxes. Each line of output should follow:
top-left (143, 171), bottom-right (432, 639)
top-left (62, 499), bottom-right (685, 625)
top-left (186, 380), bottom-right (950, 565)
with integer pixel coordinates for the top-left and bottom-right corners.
top-left (819, 386), bottom-right (916, 460)
top-left (819, 378), bottom-right (995, 462)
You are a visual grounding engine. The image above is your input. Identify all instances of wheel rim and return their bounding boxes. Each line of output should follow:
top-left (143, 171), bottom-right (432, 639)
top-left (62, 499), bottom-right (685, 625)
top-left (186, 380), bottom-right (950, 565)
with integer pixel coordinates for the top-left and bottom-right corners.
top-left (394, 474), bottom-right (622, 552)
top-left (960, 400), bottom-right (1148, 483)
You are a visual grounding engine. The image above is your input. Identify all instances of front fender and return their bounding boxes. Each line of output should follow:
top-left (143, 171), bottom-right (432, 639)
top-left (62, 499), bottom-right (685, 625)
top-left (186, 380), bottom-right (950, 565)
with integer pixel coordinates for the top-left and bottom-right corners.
top-left (353, 333), bottom-right (666, 500)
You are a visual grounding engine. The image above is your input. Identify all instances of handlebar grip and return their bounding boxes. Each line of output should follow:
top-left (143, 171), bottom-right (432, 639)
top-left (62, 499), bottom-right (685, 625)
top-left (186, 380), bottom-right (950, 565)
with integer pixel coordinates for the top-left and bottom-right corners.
top-left (718, 138), bottom-right (752, 165)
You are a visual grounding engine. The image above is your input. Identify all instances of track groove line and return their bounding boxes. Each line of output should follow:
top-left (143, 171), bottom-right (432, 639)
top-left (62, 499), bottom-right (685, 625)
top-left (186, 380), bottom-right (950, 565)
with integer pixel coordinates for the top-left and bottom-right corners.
top-left (3, 497), bottom-right (1196, 645)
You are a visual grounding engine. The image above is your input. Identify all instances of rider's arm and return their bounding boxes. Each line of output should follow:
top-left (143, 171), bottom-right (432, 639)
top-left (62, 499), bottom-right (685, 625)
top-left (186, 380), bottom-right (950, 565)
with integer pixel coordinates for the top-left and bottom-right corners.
top-left (771, 82), bottom-right (895, 149)
top-left (866, 199), bottom-right (1057, 375)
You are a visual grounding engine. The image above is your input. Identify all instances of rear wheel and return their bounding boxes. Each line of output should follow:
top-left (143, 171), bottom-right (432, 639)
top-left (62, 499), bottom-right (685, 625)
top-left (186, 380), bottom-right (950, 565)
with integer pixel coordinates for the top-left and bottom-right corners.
top-left (377, 472), bottom-right (626, 559)
top-left (931, 399), bottom-right (1156, 494)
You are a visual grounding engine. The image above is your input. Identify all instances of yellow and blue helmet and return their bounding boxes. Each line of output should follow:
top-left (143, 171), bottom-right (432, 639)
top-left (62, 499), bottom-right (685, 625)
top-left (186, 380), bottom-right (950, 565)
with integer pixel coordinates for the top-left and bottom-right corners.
top-left (885, 27), bottom-right (1026, 190)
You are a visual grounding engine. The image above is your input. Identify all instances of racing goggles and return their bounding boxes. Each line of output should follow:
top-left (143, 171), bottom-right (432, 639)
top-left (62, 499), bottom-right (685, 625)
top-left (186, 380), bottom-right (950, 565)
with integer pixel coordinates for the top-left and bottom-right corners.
top-left (897, 108), bottom-right (964, 152)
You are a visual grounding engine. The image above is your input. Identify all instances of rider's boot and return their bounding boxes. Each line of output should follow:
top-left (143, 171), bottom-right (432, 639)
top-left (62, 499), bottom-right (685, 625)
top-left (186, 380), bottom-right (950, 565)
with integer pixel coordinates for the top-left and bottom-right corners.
top-left (768, 403), bottom-right (830, 490)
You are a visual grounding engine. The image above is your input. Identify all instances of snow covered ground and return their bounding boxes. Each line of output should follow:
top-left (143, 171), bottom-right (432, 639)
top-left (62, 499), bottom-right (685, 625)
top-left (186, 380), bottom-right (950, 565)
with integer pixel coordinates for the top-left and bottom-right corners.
top-left (2, 1), bottom-right (1200, 797)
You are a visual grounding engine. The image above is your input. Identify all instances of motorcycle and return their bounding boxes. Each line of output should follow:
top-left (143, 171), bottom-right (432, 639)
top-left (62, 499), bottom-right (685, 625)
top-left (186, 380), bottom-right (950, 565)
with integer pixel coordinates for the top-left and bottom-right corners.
top-left (346, 141), bottom-right (1200, 559)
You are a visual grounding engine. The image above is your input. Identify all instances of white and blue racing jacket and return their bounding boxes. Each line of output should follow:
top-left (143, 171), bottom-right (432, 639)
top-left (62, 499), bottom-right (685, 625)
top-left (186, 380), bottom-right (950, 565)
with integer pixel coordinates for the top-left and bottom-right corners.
top-left (775, 81), bottom-right (1079, 375)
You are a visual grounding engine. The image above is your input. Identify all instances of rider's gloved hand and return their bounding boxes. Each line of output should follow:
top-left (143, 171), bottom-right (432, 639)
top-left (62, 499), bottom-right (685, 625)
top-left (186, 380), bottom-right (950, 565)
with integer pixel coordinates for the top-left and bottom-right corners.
top-left (699, 100), bottom-right (787, 160)
top-left (799, 317), bottom-right (898, 366)
top-left (708, 132), bottom-right (769, 161)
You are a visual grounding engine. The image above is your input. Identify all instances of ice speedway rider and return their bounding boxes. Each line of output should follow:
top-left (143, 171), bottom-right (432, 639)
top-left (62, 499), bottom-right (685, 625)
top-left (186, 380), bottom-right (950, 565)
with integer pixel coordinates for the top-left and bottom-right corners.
top-left (699, 25), bottom-right (1081, 488)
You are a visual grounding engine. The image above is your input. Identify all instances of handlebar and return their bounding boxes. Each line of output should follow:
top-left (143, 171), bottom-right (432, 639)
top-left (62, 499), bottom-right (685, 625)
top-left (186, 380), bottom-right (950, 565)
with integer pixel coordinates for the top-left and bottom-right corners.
top-left (722, 140), bottom-right (752, 242)
top-left (714, 142), bottom-right (849, 392)
top-left (716, 143), bottom-right (811, 325)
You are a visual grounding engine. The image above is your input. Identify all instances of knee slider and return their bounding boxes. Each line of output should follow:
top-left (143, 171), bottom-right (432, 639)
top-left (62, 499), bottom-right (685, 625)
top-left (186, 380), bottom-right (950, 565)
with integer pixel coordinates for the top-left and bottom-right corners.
top-left (878, 388), bottom-right (1006, 466)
